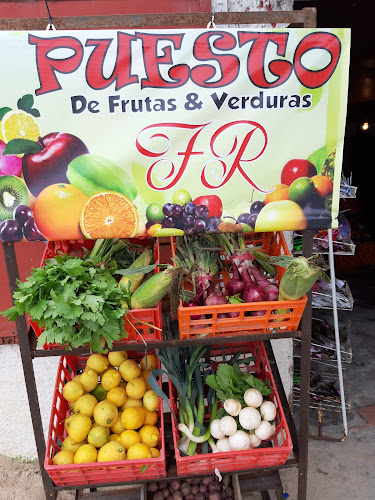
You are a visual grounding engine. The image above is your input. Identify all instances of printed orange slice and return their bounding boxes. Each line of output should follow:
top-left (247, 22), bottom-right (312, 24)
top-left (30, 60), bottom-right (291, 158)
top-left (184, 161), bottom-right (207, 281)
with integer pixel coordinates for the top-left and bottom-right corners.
top-left (80, 191), bottom-right (139, 239)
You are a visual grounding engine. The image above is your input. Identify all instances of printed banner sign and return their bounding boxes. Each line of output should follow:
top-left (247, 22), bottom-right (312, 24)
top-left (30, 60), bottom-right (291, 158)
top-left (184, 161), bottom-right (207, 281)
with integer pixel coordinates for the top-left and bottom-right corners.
top-left (0, 28), bottom-right (350, 241)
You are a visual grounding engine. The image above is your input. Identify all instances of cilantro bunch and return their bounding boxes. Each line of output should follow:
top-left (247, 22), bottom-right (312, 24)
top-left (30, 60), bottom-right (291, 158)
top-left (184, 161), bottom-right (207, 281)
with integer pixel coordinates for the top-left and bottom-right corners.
top-left (2, 252), bottom-right (131, 353)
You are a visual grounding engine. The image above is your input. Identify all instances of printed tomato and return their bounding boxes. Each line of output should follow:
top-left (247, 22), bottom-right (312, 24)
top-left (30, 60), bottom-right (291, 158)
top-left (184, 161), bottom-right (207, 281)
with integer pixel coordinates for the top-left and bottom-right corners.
top-left (193, 195), bottom-right (223, 218)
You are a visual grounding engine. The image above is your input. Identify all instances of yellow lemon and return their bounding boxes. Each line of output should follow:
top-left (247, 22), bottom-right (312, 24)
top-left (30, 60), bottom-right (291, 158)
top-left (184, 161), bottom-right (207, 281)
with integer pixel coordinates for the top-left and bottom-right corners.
top-left (1, 109), bottom-right (42, 143)
top-left (126, 377), bottom-right (147, 400)
top-left (72, 374), bottom-right (82, 384)
top-left (74, 443), bottom-right (97, 464)
top-left (139, 425), bottom-right (160, 448)
top-left (53, 450), bottom-right (74, 465)
top-left (64, 414), bottom-right (76, 433)
top-left (86, 354), bottom-right (109, 373)
top-left (143, 390), bottom-right (159, 412)
top-left (143, 409), bottom-right (158, 426)
top-left (140, 354), bottom-right (157, 371)
top-left (119, 430), bottom-right (141, 450)
top-left (119, 359), bottom-right (141, 382)
top-left (108, 351), bottom-right (128, 367)
top-left (101, 369), bottom-right (121, 391)
top-left (150, 448), bottom-right (160, 458)
top-left (74, 394), bottom-right (98, 417)
top-left (91, 384), bottom-right (107, 402)
top-left (109, 434), bottom-right (121, 442)
top-left (80, 369), bottom-right (98, 392)
top-left (141, 369), bottom-right (152, 390)
top-left (68, 414), bottom-right (92, 444)
top-left (97, 441), bottom-right (125, 462)
top-left (63, 381), bottom-right (84, 402)
top-left (121, 407), bottom-right (144, 430)
top-left (62, 436), bottom-right (86, 454)
top-left (110, 412), bottom-right (126, 434)
top-left (127, 443), bottom-right (151, 460)
top-left (93, 400), bottom-right (118, 428)
top-left (107, 387), bottom-right (127, 407)
top-left (87, 426), bottom-right (110, 448)
top-left (121, 399), bottom-right (143, 411)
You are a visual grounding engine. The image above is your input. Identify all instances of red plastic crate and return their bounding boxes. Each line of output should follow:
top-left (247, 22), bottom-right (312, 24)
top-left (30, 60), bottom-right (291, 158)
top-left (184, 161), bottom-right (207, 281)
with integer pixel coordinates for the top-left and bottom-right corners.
top-left (45, 351), bottom-right (166, 487)
top-left (170, 341), bottom-right (293, 476)
top-left (171, 232), bottom-right (307, 339)
top-left (29, 238), bottom-right (162, 349)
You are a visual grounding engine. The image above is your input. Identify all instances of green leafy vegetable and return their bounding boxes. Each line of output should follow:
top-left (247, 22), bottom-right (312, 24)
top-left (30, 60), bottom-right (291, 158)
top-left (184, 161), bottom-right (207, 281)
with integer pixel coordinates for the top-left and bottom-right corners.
top-left (1, 241), bottom-right (135, 353)
top-left (206, 362), bottom-right (272, 404)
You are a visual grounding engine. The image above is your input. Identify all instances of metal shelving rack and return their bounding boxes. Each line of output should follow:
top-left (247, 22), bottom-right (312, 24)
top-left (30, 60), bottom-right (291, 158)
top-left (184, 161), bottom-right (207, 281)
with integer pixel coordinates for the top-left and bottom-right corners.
top-left (1, 8), bottom-right (317, 500)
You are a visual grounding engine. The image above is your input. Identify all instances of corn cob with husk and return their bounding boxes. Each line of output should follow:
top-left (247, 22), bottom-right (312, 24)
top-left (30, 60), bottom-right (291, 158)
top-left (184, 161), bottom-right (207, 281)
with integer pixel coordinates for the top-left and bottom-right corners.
top-left (269, 255), bottom-right (329, 300)
top-left (130, 267), bottom-right (174, 309)
top-left (118, 248), bottom-right (153, 294)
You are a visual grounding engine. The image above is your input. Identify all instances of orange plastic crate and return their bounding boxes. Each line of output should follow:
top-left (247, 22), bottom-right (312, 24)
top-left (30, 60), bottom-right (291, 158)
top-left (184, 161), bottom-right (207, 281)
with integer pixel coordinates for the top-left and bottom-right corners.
top-left (29, 238), bottom-right (162, 349)
top-left (170, 341), bottom-right (293, 476)
top-left (171, 232), bottom-right (307, 339)
top-left (45, 351), bottom-right (166, 487)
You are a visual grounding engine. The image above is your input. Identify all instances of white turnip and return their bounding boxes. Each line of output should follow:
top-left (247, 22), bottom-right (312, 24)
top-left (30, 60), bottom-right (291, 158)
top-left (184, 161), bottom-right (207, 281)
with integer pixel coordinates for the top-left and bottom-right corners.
top-left (260, 401), bottom-right (277, 421)
top-left (223, 399), bottom-right (241, 417)
top-left (244, 388), bottom-right (263, 408)
top-left (210, 419), bottom-right (225, 440)
top-left (255, 420), bottom-right (274, 441)
top-left (228, 430), bottom-right (251, 451)
top-left (216, 438), bottom-right (232, 453)
top-left (219, 416), bottom-right (237, 436)
top-left (239, 407), bottom-right (262, 430)
top-left (249, 433), bottom-right (262, 448)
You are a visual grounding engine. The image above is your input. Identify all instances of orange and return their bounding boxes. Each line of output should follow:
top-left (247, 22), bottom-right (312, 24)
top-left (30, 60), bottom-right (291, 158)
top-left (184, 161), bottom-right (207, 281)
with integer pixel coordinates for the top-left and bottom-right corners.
top-left (264, 184), bottom-right (289, 205)
top-left (310, 175), bottom-right (333, 197)
top-left (33, 184), bottom-right (88, 240)
top-left (80, 191), bottom-right (139, 239)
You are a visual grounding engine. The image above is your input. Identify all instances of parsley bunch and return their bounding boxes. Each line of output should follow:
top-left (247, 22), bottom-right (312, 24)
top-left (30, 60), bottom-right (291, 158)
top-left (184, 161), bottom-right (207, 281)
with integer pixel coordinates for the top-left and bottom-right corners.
top-left (2, 252), bottom-right (131, 353)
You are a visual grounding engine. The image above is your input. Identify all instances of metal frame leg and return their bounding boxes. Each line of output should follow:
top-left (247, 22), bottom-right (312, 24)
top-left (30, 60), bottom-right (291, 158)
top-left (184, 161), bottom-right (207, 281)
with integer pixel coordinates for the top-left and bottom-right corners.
top-left (2, 242), bottom-right (56, 500)
top-left (297, 230), bottom-right (313, 500)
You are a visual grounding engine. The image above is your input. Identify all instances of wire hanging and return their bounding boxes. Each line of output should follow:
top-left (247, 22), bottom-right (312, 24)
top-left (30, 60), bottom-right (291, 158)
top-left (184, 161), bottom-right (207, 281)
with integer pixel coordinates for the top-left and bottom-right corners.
top-left (44, 0), bottom-right (56, 30)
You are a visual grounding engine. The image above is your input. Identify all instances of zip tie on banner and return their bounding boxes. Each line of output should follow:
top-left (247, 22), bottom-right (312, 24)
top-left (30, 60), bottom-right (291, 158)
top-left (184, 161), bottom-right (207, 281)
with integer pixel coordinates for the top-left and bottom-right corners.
top-left (44, 0), bottom-right (56, 30)
top-left (207, 13), bottom-right (216, 29)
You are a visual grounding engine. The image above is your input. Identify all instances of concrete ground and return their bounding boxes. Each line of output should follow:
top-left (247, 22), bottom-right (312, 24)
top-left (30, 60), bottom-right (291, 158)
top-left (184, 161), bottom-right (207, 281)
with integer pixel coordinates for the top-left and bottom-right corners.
top-left (0, 268), bottom-right (374, 500)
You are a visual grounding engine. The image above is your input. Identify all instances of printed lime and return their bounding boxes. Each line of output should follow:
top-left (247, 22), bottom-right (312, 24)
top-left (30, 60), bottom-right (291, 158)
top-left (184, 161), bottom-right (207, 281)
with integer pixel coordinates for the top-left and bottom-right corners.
top-left (172, 189), bottom-right (192, 206)
top-left (146, 202), bottom-right (164, 223)
top-left (288, 177), bottom-right (316, 206)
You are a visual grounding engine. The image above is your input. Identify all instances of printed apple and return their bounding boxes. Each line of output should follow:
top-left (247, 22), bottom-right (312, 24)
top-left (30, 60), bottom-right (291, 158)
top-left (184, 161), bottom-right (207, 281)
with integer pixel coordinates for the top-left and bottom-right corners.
top-left (22, 133), bottom-right (89, 197)
top-left (193, 195), bottom-right (223, 218)
top-left (280, 159), bottom-right (317, 186)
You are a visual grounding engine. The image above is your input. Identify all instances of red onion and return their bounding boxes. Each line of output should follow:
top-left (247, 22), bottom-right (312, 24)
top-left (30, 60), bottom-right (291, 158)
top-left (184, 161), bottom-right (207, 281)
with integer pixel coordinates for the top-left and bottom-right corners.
top-left (243, 286), bottom-right (267, 303)
top-left (225, 278), bottom-right (245, 297)
top-left (205, 294), bottom-right (227, 306)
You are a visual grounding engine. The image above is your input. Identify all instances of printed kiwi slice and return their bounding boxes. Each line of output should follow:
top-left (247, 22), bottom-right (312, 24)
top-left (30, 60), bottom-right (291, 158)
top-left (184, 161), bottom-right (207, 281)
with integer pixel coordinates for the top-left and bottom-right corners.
top-left (0, 175), bottom-right (29, 221)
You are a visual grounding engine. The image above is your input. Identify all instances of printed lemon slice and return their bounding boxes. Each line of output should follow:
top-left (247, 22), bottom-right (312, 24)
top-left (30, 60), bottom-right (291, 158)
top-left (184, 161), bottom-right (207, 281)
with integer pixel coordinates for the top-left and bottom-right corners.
top-left (80, 191), bottom-right (139, 239)
top-left (1, 110), bottom-right (42, 143)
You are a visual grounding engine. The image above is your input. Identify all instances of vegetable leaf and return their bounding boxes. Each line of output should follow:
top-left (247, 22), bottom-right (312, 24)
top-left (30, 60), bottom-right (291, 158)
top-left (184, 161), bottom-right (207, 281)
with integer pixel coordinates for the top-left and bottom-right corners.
top-left (308, 144), bottom-right (328, 175)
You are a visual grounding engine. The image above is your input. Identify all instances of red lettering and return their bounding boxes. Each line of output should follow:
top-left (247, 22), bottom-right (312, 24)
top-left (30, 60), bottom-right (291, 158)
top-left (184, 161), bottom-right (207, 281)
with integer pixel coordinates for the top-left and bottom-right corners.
top-left (29, 35), bottom-right (83, 95)
top-left (294, 32), bottom-right (341, 88)
top-left (136, 123), bottom-right (208, 190)
top-left (191, 32), bottom-right (240, 87)
top-left (136, 33), bottom-right (190, 89)
top-left (202, 121), bottom-right (271, 191)
top-left (238, 32), bottom-right (292, 88)
top-left (85, 33), bottom-right (138, 90)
